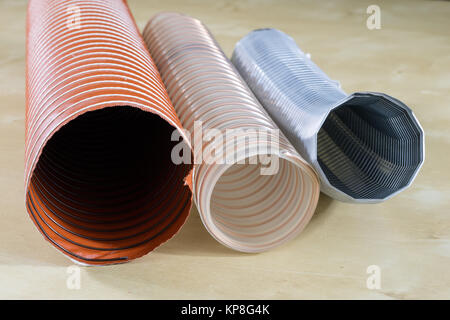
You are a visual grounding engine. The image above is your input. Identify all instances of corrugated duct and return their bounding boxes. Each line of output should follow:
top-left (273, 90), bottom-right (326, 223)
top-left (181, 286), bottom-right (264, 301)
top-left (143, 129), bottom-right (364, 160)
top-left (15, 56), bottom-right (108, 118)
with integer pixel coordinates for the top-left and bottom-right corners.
top-left (231, 28), bottom-right (425, 203)
top-left (143, 13), bottom-right (320, 252)
top-left (25, 0), bottom-right (193, 265)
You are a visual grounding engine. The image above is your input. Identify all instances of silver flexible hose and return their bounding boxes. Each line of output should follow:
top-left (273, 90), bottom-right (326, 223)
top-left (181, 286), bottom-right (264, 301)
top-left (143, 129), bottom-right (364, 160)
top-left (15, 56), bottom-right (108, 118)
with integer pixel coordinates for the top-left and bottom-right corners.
top-left (232, 28), bottom-right (425, 203)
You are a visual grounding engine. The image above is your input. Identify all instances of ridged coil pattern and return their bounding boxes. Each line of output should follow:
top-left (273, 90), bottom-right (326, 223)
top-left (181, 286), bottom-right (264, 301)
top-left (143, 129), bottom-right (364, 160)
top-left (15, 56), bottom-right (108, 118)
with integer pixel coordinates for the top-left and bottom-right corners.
top-left (25, 0), bottom-right (193, 265)
top-left (143, 13), bottom-right (320, 252)
top-left (232, 28), bottom-right (424, 203)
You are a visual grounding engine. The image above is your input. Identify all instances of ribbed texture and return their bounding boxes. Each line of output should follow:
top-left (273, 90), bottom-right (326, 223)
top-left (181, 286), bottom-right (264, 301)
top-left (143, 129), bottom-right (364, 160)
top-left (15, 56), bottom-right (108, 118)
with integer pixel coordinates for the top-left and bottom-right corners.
top-left (232, 28), bottom-right (424, 203)
top-left (25, 0), bottom-right (193, 265)
top-left (143, 13), bottom-right (319, 252)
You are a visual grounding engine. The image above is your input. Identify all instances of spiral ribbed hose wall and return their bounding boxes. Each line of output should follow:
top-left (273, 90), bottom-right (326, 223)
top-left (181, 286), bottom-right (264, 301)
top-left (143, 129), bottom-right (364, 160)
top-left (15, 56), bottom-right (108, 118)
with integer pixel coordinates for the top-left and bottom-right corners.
top-left (143, 13), bottom-right (320, 252)
top-left (232, 28), bottom-right (424, 203)
top-left (25, 0), bottom-right (193, 265)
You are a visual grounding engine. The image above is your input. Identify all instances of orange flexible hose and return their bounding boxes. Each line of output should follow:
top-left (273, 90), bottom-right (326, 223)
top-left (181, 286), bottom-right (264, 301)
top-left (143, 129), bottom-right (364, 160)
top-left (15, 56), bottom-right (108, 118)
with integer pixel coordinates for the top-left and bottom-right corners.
top-left (25, 0), bottom-right (193, 265)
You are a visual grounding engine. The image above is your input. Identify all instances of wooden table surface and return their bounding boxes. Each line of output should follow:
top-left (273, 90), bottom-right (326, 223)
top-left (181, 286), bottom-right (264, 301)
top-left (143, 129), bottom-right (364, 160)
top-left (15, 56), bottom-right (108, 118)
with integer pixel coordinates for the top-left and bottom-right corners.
top-left (0, 0), bottom-right (449, 299)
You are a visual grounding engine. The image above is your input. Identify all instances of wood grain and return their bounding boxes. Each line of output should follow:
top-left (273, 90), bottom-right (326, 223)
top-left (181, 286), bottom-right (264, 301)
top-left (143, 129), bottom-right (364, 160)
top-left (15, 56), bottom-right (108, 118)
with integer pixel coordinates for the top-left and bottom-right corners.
top-left (0, 0), bottom-right (448, 299)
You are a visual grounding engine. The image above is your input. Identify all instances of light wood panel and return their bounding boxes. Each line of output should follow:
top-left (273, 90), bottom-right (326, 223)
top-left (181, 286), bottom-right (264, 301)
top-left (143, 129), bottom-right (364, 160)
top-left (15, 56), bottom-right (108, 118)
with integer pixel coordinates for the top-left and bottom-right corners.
top-left (0, 0), bottom-right (448, 299)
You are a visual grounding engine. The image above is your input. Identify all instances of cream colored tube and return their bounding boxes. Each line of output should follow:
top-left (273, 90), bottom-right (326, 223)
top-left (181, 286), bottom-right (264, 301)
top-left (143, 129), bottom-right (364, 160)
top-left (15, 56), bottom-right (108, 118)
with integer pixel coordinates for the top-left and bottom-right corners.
top-left (143, 13), bottom-right (320, 252)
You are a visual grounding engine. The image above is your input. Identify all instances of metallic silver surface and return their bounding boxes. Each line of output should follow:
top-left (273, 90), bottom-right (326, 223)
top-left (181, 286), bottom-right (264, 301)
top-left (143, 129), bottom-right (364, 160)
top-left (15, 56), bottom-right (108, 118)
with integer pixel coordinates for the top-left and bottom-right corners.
top-left (232, 28), bottom-right (425, 203)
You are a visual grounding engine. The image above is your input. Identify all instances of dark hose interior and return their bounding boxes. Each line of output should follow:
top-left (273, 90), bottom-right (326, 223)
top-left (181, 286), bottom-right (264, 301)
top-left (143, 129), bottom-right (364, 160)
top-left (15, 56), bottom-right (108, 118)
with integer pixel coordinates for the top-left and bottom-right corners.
top-left (26, 106), bottom-right (192, 264)
top-left (317, 95), bottom-right (423, 200)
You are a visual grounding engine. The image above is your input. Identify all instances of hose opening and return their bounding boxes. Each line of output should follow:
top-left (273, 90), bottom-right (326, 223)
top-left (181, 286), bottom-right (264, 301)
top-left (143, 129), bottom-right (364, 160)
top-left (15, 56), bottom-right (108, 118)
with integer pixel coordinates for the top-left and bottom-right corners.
top-left (207, 156), bottom-right (317, 252)
top-left (26, 106), bottom-right (192, 264)
top-left (317, 94), bottom-right (423, 200)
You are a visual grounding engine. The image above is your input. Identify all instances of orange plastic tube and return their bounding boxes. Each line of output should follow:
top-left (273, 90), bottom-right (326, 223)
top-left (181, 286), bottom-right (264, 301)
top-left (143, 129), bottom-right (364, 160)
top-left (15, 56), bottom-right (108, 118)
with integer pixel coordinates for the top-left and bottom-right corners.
top-left (25, 0), bottom-right (193, 265)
